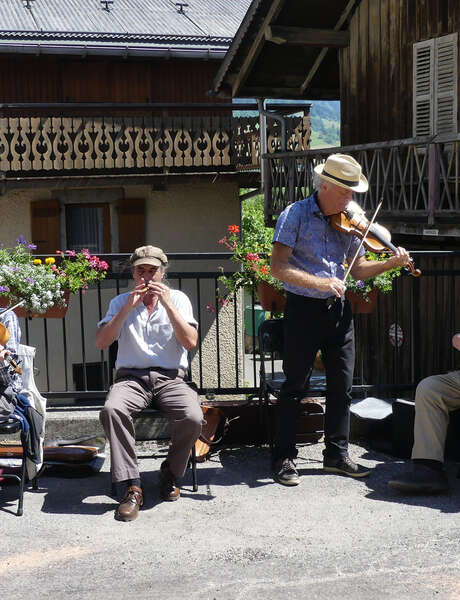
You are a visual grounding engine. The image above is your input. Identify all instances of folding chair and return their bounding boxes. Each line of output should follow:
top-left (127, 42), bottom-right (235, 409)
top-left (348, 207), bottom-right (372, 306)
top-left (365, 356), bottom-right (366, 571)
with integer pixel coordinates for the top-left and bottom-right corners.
top-left (258, 318), bottom-right (324, 447)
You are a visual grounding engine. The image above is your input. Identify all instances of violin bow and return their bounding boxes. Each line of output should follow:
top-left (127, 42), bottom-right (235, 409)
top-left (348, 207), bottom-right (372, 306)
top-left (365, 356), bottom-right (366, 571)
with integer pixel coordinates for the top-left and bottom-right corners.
top-left (342, 199), bottom-right (383, 283)
top-left (326, 200), bottom-right (383, 311)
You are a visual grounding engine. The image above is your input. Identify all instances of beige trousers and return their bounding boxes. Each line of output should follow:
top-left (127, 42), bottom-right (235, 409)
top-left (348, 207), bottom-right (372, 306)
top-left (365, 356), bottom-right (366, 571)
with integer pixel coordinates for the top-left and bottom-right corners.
top-left (100, 367), bottom-right (203, 482)
top-left (412, 370), bottom-right (460, 462)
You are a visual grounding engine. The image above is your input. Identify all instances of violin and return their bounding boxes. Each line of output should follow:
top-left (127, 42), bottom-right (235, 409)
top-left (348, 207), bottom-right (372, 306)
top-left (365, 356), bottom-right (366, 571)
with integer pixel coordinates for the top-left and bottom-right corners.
top-left (330, 201), bottom-right (422, 277)
top-left (0, 321), bottom-right (23, 375)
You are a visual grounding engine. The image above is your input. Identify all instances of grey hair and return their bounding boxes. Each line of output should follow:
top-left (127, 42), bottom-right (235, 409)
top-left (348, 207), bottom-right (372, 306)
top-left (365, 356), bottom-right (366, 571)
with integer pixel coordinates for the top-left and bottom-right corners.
top-left (312, 173), bottom-right (323, 191)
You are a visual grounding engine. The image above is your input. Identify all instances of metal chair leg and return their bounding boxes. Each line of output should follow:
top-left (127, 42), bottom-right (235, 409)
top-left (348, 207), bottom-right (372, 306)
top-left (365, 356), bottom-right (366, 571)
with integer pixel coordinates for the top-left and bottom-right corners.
top-left (191, 445), bottom-right (198, 492)
top-left (17, 453), bottom-right (26, 517)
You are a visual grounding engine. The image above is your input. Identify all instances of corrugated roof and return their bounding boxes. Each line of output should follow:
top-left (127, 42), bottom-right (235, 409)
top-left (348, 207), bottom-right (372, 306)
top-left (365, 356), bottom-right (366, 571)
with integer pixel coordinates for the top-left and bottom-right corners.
top-left (0, 0), bottom-right (252, 50)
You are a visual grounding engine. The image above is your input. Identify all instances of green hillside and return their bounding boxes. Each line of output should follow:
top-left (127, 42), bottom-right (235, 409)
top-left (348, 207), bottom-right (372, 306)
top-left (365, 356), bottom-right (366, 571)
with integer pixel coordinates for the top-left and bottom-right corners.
top-left (232, 99), bottom-right (340, 149)
top-left (309, 101), bottom-right (340, 148)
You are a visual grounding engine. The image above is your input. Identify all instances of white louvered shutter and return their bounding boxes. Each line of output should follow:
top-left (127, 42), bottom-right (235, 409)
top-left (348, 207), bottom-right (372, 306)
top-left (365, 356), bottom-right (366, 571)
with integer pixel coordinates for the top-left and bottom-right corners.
top-left (434, 33), bottom-right (458, 135)
top-left (413, 39), bottom-right (434, 137)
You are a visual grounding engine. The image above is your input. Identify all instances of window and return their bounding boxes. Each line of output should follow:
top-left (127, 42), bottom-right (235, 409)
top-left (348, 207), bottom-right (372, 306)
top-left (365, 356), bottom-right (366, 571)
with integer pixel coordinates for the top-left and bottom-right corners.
top-left (31, 191), bottom-right (146, 255)
top-left (413, 33), bottom-right (458, 137)
top-left (65, 203), bottom-right (110, 253)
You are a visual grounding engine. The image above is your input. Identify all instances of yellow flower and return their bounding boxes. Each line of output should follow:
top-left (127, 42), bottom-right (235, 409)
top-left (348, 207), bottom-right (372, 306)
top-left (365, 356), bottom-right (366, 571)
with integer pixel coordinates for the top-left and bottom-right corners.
top-left (45, 257), bottom-right (55, 265)
top-left (33, 259), bottom-right (42, 265)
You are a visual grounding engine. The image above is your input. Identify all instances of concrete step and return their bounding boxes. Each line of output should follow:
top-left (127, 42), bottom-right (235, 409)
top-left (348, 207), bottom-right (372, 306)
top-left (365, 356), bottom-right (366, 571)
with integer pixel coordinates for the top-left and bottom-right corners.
top-left (0, 406), bottom-right (171, 444)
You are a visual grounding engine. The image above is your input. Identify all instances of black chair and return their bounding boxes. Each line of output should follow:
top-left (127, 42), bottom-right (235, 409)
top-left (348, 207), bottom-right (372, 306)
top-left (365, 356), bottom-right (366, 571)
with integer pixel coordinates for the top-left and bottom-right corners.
top-left (258, 318), bottom-right (324, 447)
top-left (0, 419), bottom-right (38, 516)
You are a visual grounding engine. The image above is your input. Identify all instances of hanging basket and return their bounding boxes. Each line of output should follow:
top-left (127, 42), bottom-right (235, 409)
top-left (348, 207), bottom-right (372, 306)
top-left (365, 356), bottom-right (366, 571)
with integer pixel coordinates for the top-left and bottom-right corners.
top-left (345, 288), bottom-right (378, 314)
top-left (257, 281), bottom-right (286, 313)
top-left (0, 289), bottom-right (71, 319)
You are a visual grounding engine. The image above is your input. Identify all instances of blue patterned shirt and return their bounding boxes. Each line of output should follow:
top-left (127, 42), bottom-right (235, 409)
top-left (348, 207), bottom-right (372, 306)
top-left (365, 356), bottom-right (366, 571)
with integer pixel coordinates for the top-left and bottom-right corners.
top-left (272, 193), bottom-right (365, 298)
top-left (0, 310), bottom-right (23, 393)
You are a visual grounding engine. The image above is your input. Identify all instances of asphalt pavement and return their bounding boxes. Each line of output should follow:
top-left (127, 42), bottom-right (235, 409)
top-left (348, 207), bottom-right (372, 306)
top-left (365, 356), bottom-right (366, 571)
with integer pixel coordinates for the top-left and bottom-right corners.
top-left (1, 440), bottom-right (460, 600)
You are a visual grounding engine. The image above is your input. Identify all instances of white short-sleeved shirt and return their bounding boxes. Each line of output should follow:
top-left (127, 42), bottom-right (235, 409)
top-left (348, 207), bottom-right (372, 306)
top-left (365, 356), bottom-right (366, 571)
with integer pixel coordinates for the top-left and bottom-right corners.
top-left (98, 289), bottom-right (198, 371)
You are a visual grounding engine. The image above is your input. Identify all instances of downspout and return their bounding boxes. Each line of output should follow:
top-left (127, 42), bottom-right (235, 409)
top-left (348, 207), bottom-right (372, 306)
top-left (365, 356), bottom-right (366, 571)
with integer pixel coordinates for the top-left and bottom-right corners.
top-left (258, 100), bottom-right (290, 224)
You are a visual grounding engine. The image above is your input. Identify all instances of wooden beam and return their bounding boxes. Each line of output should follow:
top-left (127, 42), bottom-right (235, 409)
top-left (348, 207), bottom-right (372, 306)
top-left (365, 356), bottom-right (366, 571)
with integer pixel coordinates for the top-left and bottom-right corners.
top-left (231, 0), bottom-right (285, 98)
top-left (242, 86), bottom-right (339, 99)
top-left (300, 0), bottom-right (358, 95)
top-left (242, 86), bottom-right (308, 98)
top-left (265, 25), bottom-right (349, 47)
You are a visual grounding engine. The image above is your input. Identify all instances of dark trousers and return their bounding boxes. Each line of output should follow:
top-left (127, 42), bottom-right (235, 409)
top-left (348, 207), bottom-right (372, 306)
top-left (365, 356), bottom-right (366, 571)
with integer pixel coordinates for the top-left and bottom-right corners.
top-left (273, 291), bottom-right (355, 461)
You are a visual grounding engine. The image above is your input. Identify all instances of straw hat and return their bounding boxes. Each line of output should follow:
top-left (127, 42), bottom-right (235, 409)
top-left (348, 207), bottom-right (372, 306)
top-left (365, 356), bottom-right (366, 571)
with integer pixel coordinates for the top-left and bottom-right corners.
top-left (314, 153), bottom-right (368, 193)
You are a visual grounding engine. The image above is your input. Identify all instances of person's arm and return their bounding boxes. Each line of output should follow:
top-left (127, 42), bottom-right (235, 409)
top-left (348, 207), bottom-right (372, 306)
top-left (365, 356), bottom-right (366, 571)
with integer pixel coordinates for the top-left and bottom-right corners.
top-left (350, 247), bottom-right (410, 281)
top-left (452, 333), bottom-right (460, 351)
top-left (143, 282), bottom-right (198, 350)
top-left (270, 241), bottom-right (346, 297)
top-left (95, 281), bottom-right (148, 350)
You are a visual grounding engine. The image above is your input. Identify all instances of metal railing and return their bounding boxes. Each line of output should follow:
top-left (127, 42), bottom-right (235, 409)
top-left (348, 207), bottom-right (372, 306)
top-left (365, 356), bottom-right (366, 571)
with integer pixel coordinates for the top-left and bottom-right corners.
top-left (263, 134), bottom-right (460, 227)
top-left (13, 251), bottom-right (460, 406)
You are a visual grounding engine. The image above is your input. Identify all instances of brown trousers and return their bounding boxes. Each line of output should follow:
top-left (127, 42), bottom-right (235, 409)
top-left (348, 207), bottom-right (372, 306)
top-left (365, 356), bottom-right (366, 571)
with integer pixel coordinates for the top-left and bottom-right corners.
top-left (100, 367), bottom-right (203, 482)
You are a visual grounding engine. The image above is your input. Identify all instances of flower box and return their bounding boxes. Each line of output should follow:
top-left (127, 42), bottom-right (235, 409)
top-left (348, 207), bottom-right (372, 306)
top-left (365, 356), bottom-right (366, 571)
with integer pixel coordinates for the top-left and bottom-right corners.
top-left (0, 289), bottom-right (70, 319)
top-left (0, 238), bottom-right (109, 318)
top-left (257, 281), bottom-right (286, 313)
top-left (345, 288), bottom-right (378, 314)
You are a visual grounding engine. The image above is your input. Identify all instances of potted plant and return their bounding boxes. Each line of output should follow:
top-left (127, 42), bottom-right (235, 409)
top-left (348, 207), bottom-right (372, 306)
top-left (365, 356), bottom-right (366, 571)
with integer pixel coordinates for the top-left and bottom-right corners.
top-left (345, 251), bottom-right (402, 313)
top-left (217, 224), bottom-right (286, 312)
top-left (0, 236), bottom-right (109, 317)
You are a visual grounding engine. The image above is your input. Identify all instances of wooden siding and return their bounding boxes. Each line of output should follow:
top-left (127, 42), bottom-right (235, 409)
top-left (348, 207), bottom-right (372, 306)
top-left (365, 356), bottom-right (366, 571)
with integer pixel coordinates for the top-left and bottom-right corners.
top-left (340, 0), bottom-right (460, 145)
top-left (354, 253), bottom-right (460, 388)
top-left (0, 55), bottom-right (225, 107)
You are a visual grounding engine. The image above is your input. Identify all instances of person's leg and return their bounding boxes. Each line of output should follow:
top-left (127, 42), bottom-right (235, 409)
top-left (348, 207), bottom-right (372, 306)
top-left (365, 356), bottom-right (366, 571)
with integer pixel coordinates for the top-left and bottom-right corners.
top-left (152, 371), bottom-right (203, 499)
top-left (321, 300), bottom-right (355, 459)
top-left (99, 375), bottom-right (150, 484)
top-left (412, 371), bottom-right (460, 462)
top-left (321, 300), bottom-right (370, 478)
top-left (273, 293), bottom-right (319, 463)
top-left (388, 370), bottom-right (460, 494)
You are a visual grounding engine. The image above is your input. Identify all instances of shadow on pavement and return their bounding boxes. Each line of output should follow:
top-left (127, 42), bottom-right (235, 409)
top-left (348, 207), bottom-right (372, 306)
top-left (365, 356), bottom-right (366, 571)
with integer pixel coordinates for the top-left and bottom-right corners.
top-left (359, 449), bottom-right (460, 513)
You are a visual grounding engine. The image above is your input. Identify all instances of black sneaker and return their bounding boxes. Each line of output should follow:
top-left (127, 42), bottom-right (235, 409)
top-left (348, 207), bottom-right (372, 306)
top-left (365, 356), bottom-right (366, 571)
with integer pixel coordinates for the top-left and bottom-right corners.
top-left (323, 455), bottom-right (371, 478)
top-left (273, 458), bottom-right (300, 486)
top-left (388, 465), bottom-right (449, 494)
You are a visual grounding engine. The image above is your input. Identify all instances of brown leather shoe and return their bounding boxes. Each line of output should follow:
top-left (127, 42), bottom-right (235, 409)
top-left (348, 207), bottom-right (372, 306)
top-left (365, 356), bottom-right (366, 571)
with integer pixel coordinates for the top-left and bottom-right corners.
top-left (159, 461), bottom-right (180, 501)
top-left (115, 485), bottom-right (143, 521)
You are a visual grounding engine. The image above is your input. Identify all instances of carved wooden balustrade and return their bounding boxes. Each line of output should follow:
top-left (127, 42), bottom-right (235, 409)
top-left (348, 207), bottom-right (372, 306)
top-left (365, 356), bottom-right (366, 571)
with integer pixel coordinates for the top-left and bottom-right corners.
top-left (0, 113), bottom-right (310, 176)
top-left (263, 135), bottom-right (460, 229)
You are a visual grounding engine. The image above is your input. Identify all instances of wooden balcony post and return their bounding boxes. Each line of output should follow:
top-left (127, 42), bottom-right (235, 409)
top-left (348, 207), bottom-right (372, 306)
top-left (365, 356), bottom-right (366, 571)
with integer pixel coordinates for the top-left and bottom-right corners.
top-left (428, 143), bottom-right (440, 225)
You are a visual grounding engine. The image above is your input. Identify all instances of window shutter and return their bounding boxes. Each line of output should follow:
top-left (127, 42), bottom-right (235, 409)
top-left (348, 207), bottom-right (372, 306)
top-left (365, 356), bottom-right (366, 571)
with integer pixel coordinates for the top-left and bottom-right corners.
top-left (118, 198), bottom-right (145, 253)
top-left (30, 199), bottom-right (60, 254)
top-left (413, 39), bottom-right (434, 137)
top-left (434, 33), bottom-right (458, 135)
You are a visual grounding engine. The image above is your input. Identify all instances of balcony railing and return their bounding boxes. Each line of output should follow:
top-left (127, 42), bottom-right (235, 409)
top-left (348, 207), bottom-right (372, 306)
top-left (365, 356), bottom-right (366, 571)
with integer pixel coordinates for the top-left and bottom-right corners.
top-left (11, 251), bottom-right (460, 407)
top-left (263, 134), bottom-right (460, 227)
top-left (0, 105), bottom-right (310, 176)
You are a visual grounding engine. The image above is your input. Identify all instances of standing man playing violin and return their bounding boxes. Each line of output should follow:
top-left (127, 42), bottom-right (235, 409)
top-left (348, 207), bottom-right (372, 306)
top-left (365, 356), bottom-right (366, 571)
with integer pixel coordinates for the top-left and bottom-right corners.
top-left (97, 245), bottom-right (202, 521)
top-left (270, 153), bottom-right (411, 486)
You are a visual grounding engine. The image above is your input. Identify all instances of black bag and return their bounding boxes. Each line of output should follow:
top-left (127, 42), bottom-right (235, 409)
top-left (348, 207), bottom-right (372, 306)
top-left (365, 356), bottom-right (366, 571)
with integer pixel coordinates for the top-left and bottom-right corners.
top-left (0, 385), bottom-right (17, 423)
